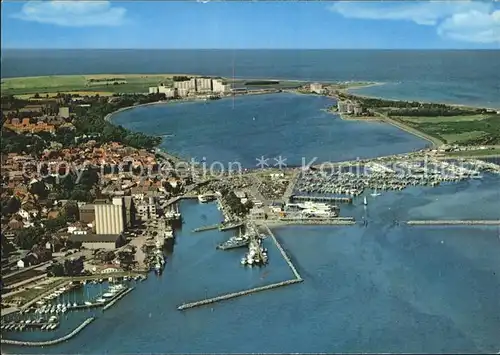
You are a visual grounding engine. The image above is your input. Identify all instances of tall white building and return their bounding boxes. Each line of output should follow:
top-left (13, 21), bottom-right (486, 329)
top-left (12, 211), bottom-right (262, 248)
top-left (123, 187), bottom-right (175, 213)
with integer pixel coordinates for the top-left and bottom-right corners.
top-left (94, 198), bottom-right (125, 235)
top-left (310, 83), bottom-right (324, 94)
top-left (196, 78), bottom-right (213, 92)
top-left (174, 78), bottom-right (197, 91)
top-left (158, 86), bottom-right (176, 98)
top-left (212, 79), bottom-right (231, 94)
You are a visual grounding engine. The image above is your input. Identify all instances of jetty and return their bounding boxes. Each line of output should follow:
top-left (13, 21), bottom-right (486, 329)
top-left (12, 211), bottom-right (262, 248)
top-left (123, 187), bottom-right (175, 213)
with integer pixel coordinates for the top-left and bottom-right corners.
top-left (177, 223), bottom-right (303, 311)
top-left (290, 195), bottom-right (353, 204)
top-left (261, 217), bottom-right (356, 227)
top-left (262, 224), bottom-right (302, 280)
top-left (219, 221), bottom-right (244, 231)
top-left (192, 224), bottom-right (220, 233)
top-left (406, 220), bottom-right (500, 226)
top-left (177, 279), bottom-right (303, 311)
top-left (1, 317), bottom-right (95, 347)
top-left (102, 287), bottom-right (134, 311)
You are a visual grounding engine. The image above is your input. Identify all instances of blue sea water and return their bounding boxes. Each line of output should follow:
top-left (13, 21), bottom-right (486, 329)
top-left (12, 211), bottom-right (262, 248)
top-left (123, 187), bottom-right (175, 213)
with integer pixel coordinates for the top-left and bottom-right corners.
top-left (112, 93), bottom-right (428, 167)
top-left (3, 178), bottom-right (499, 354)
top-left (2, 49), bottom-right (500, 354)
top-left (2, 49), bottom-right (500, 108)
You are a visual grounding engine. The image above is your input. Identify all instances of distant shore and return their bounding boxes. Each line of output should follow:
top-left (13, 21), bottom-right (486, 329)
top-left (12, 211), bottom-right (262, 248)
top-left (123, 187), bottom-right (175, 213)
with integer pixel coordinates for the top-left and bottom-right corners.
top-left (345, 83), bottom-right (500, 112)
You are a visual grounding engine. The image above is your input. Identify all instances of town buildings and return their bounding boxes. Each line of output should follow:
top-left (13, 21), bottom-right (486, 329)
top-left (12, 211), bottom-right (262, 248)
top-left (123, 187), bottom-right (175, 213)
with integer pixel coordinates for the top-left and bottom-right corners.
top-left (310, 83), bottom-right (324, 94)
top-left (337, 100), bottom-right (363, 115)
top-left (149, 77), bottom-right (231, 98)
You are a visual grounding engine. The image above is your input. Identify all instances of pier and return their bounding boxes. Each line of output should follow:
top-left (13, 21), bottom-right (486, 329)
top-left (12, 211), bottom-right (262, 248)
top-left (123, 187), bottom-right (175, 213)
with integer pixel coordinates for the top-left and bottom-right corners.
top-left (406, 220), bottom-right (500, 226)
top-left (219, 221), bottom-right (244, 231)
top-left (262, 224), bottom-right (302, 280)
top-left (262, 217), bottom-right (356, 227)
top-left (1, 317), bottom-right (95, 347)
top-left (102, 287), bottom-right (134, 311)
top-left (290, 195), bottom-right (353, 204)
top-left (177, 223), bottom-right (303, 311)
top-left (177, 279), bottom-right (303, 311)
top-left (192, 224), bottom-right (220, 232)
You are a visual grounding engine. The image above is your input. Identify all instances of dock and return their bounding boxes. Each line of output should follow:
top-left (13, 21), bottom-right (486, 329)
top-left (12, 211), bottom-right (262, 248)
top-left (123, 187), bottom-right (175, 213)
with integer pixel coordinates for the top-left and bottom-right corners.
top-left (290, 195), bottom-right (353, 204)
top-left (1, 317), bottom-right (95, 347)
top-left (177, 279), bottom-right (303, 311)
top-left (102, 287), bottom-right (134, 311)
top-left (219, 221), bottom-right (243, 231)
top-left (177, 223), bottom-right (303, 311)
top-left (192, 224), bottom-right (220, 233)
top-left (406, 220), bottom-right (500, 226)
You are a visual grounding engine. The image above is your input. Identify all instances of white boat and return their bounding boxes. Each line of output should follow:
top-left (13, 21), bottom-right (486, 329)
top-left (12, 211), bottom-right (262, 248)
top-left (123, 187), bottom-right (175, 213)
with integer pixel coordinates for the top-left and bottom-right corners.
top-left (96, 298), bottom-right (106, 303)
top-left (102, 293), bottom-right (114, 298)
top-left (198, 194), bottom-right (215, 203)
top-left (241, 258), bottom-right (247, 265)
top-left (370, 189), bottom-right (381, 197)
top-left (363, 196), bottom-right (368, 205)
top-left (84, 301), bottom-right (92, 306)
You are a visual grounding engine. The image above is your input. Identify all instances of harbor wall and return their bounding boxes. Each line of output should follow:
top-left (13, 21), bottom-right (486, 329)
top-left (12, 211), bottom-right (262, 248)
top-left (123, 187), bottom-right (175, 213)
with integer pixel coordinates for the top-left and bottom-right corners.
top-left (407, 220), bottom-right (500, 226)
top-left (178, 279), bottom-right (303, 311)
top-left (1, 317), bottom-right (95, 347)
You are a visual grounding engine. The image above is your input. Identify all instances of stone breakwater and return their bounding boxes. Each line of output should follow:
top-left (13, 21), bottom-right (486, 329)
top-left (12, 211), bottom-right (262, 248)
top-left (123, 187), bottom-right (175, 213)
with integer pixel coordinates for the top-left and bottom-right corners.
top-left (262, 224), bottom-right (302, 280)
top-left (177, 279), bottom-right (303, 310)
top-left (407, 220), bottom-right (500, 226)
top-left (177, 223), bottom-right (303, 311)
top-left (1, 317), bottom-right (95, 347)
top-left (103, 287), bottom-right (134, 311)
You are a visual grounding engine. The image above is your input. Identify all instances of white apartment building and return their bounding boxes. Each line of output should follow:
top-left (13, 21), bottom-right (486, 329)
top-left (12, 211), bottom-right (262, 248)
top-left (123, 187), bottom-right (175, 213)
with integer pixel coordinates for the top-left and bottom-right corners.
top-left (310, 83), bottom-right (324, 94)
top-left (196, 78), bottom-right (213, 92)
top-left (212, 79), bottom-right (231, 94)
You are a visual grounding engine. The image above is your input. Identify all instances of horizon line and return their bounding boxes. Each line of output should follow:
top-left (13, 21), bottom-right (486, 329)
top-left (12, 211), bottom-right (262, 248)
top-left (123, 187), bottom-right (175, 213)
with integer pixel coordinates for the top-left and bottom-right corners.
top-left (2, 48), bottom-right (499, 51)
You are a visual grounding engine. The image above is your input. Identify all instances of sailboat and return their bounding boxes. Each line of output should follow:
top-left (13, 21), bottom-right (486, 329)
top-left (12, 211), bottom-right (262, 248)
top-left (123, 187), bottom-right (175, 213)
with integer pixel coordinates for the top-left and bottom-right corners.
top-left (371, 188), bottom-right (381, 197)
top-left (363, 196), bottom-right (368, 206)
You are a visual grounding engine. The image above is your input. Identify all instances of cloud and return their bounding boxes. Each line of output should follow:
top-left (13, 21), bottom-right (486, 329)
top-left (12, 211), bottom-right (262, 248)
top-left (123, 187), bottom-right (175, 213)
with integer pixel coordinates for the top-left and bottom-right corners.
top-left (329, 1), bottom-right (499, 44)
top-left (438, 10), bottom-right (500, 44)
top-left (12, 0), bottom-right (127, 27)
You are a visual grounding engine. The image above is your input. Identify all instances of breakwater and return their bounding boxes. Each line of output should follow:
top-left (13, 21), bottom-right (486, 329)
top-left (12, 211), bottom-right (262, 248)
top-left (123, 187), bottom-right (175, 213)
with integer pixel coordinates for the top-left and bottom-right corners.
top-left (177, 223), bottom-right (303, 311)
top-left (177, 278), bottom-right (303, 310)
top-left (193, 224), bottom-right (220, 232)
top-left (103, 287), bottom-right (134, 311)
top-left (1, 317), bottom-right (95, 347)
top-left (407, 220), bottom-right (500, 226)
top-left (262, 224), bottom-right (302, 280)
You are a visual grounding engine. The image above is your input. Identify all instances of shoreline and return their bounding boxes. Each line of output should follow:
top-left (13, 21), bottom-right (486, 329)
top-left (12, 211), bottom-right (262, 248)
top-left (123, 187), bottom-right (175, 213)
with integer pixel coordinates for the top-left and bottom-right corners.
top-left (345, 84), bottom-right (500, 112)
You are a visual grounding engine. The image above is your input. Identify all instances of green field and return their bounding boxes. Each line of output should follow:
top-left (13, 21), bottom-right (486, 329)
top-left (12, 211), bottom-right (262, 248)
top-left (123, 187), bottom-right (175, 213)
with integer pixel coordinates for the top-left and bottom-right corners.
top-left (446, 148), bottom-right (500, 157)
top-left (1, 74), bottom-right (192, 95)
top-left (394, 114), bottom-right (500, 145)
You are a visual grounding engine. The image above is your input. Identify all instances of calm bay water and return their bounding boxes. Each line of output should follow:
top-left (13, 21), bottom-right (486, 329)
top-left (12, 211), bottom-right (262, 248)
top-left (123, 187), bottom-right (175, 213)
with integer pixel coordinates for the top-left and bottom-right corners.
top-left (112, 93), bottom-right (428, 167)
top-left (2, 49), bottom-right (500, 108)
top-left (2, 49), bottom-right (500, 354)
top-left (3, 175), bottom-right (499, 354)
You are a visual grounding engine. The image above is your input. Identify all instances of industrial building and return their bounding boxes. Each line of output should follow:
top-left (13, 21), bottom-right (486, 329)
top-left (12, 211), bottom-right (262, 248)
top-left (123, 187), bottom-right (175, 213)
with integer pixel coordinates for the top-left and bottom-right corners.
top-left (94, 198), bottom-right (125, 235)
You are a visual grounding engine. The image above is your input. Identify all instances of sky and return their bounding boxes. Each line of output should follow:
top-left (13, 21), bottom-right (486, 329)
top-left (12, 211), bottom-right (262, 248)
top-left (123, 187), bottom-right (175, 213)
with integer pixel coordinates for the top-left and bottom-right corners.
top-left (1, 0), bottom-right (500, 49)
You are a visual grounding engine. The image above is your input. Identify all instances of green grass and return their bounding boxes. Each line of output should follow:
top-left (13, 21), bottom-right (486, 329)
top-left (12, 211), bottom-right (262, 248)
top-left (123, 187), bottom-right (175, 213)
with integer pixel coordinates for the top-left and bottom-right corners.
top-left (401, 114), bottom-right (490, 124)
top-left (1, 74), bottom-right (184, 95)
top-left (441, 131), bottom-right (487, 144)
top-left (394, 114), bottom-right (500, 145)
top-left (446, 148), bottom-right (500, 157)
